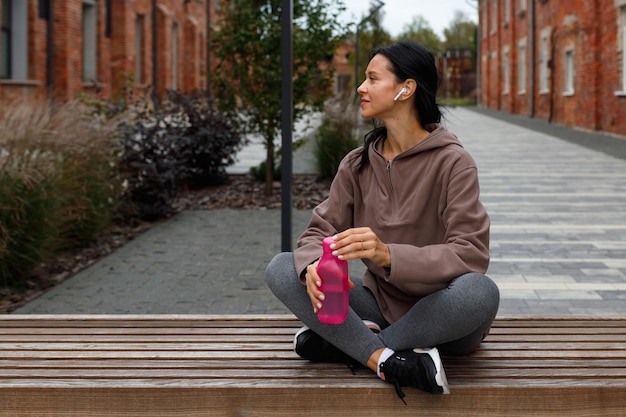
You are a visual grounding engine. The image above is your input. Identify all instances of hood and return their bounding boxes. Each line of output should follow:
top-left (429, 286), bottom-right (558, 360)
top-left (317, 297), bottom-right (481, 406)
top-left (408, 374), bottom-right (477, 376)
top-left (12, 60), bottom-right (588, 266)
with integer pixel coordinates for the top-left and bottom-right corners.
top-left (371, 124), bottom-right (463, 160)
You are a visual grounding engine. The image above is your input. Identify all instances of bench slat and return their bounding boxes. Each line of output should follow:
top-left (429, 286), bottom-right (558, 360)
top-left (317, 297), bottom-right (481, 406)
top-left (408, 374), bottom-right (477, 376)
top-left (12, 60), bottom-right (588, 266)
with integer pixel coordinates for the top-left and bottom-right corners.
top-left (3, 386), bottom-right (625, 417)
top-left (0, 315), bottom-right (624, 417)
top-left (2, 333), bottom-right (625, 343)
top-left (2, 357), bottom-right (623, 371)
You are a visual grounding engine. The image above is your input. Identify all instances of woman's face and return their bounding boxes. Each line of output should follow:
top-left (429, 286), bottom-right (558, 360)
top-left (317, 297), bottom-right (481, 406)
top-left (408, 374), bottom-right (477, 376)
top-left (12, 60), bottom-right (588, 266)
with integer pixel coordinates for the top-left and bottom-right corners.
top-left (357, 54), bottom-right (402, 119)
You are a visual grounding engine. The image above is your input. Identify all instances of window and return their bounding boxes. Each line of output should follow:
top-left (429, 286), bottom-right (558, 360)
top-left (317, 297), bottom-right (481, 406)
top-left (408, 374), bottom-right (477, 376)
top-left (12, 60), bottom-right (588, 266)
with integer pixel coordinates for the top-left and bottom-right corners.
top-left (1, 0), bottom-right (10, 79)
top-left (564, 49), bottom-right (575, 95)
top-left (135, 15), bottom-right (144, 85)
top-left (336, 74), bottom-right (351, 96)
top-left (171, 22), bottom-right (178, 89)
top-left (504, 0), bottom-right (510, 25)
top-left (481, 6), bottom-right (487, 39)
top-left (82, 0), bottom-right (98, 82)
top-left (503, 48), bottom-right (510, 94)
top-left (105, 0), bottom-right (112, 38)
top-left (38, 0), bottom-right (50, 19)
top-left (519, 0), bottom-right (527, 12)
top-left (1, 0), bottom-right (27, 80)
top-left (539, 35), bottom-right (549, 93)
top-left (621, 6), bottom-right (626, 92)
top-left (490, 0), bottom-right (498, 34)
top-left (518, 42), bottom-right (526, 94)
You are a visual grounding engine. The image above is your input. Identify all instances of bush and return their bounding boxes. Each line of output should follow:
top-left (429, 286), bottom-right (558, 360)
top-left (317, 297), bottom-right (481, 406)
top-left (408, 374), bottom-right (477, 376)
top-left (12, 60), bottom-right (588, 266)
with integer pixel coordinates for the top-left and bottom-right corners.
top-left (314, 99), bottom-right (361, 179)
top-left (0, 173), bottom-right (59, 288)
top-left (250, 160), bottom-right (281, 182)
top-left (117, 90), bottom-right (244, 220)
top-left (0, 99), bottom-right (121, 288)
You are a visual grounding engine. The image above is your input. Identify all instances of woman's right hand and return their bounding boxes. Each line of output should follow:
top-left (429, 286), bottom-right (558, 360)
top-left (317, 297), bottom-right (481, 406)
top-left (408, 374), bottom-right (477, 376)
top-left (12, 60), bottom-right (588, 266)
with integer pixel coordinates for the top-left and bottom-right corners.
top-left (305, 260), bottom-right (324, 313)
top-left (305, 258), bottom-right (354, 313)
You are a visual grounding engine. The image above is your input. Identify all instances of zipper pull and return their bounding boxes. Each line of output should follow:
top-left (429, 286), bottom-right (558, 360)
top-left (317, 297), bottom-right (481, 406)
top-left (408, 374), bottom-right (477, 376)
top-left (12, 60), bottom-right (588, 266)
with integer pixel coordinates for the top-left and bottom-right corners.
top-left (386, 160), bottom-right (392, 171)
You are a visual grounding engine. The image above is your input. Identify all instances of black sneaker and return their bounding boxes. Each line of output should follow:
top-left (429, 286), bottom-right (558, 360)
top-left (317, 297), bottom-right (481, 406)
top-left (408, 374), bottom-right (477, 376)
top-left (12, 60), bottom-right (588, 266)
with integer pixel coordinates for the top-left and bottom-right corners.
top-left (379, 347), bottom-right (450, 402)
top-left (293, 320), bottom-right (381, 363)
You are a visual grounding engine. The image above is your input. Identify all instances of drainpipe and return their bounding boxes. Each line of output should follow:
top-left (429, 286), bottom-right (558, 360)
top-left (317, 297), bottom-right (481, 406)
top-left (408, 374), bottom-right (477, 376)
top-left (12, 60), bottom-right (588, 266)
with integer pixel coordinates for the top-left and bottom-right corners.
top-left (46, 0), bottom-right (54, 98)
top-left (548, 28), bottom-right (556, 123)
top-left (528, 0), bottom-right (535, 118)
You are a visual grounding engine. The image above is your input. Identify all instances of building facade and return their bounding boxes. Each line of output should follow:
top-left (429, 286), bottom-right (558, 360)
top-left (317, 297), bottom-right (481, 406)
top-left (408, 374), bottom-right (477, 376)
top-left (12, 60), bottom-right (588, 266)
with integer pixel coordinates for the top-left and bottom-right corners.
top-left (479, 0), bottom-right (626, 137)
top-left (0, 0), bottom-right (355, 105)
top-left (0, 0), bottom-right (212, 102)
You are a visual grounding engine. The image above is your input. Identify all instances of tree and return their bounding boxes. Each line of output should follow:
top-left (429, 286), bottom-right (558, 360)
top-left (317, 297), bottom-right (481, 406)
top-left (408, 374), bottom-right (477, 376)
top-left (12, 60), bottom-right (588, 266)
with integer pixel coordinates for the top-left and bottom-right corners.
top-left (443, 11), bottom-right (478, 57)
top-left (210, 0), bottom-right (348, 196)
top-left (353, 3), bottom-right (392, 90)
top-left (395, 16), bottom-right (443, 55)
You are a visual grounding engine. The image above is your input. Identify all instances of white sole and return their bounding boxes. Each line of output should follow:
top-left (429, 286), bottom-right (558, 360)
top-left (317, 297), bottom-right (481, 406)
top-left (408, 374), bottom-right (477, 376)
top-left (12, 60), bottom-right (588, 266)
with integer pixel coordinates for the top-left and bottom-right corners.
top-left (413, 347), bottom-right (451, 394)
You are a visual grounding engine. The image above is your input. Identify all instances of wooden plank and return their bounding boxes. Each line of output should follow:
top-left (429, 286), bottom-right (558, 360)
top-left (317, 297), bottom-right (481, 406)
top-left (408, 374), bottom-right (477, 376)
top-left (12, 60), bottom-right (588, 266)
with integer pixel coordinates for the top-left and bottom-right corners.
top-left (2, 365), bottom-right (626, 379)
top-left (2, 376), bottom-right (626, 389)
top-left (0, 315), bottom-right (624, 417)
top-left (0, 327), bottom-right (297, 336)
top-left (0, 358), bottom-right (622, 371)
top-left (1, 314), bottom-right (622, 327)
top-left (4, 333), bottom-right (626, 343)
top-left (5, 341), bottom-right (622, 351)
top-left (1, 386), bottom-right (626, 417)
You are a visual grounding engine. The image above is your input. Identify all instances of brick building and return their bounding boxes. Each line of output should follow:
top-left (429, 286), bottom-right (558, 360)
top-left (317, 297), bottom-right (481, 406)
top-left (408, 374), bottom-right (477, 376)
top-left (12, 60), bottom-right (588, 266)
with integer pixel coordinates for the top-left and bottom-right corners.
top-left (440, 48), bottom-right (476, 101)
top-left (479, 0), bottom-right (626, 137)
top-left (0, 0), bottom-right (212, 102)
top-left (0, 0), bottom-right (355, 105)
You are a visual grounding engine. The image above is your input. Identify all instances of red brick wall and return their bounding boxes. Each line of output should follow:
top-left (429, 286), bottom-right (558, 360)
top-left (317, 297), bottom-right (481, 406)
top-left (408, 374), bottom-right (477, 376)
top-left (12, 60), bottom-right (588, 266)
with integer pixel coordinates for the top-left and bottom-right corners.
top-left (598, 5), bottom-right (624, 134)
top-left (479, 0), bottom-right (626, 137)
top-left (0, 0), bottom-right (209, 103)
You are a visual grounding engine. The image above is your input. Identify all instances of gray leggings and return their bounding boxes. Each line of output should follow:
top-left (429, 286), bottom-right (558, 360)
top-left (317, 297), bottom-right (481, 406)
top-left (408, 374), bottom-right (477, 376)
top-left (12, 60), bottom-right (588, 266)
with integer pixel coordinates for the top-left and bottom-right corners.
top-left (265, 252), bottom-right (500, 367)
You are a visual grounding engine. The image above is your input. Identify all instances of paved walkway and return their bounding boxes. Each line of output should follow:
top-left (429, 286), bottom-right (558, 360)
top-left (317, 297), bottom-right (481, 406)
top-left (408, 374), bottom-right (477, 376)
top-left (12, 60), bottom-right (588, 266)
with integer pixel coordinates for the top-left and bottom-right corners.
top-left (13, 107), bottom-right (626, 316)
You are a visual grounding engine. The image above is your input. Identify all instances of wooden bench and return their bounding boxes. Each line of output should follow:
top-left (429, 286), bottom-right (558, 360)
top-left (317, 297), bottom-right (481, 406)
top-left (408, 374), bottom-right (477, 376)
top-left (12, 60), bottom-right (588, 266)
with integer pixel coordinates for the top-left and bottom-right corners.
top-left (0, 315), bottom-right (624, 416)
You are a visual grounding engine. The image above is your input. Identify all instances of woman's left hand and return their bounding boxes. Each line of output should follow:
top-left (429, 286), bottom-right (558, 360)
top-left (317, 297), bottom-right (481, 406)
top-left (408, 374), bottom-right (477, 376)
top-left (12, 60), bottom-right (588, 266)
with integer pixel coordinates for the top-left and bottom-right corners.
top-left (331, 227), bottom-right (391, 268)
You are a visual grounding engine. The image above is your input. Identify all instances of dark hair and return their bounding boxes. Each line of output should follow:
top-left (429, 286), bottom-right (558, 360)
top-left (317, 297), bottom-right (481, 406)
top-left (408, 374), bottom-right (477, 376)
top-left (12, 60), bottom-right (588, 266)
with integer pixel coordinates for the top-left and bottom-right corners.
top-left (358, 41), bottom-right (442, 171)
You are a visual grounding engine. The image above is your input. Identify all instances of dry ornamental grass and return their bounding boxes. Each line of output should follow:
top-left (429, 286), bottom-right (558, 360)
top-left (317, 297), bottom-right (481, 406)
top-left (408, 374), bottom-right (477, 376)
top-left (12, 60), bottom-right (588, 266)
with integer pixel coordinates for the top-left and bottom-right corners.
top-left (0, 173), bottom-right (330, 313)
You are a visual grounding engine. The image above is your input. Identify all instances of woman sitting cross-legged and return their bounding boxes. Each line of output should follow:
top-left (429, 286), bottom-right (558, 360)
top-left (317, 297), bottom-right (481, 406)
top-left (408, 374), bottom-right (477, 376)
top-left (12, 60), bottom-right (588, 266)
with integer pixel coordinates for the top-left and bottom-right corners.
top-left (265, 41), bottom-right (500, 402)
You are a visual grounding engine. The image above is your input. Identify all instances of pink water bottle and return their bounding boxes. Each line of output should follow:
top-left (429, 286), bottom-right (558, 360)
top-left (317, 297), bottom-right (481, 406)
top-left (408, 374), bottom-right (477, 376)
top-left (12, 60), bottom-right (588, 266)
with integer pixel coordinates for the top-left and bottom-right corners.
top-left (316, 236), bottom-right (349, 324)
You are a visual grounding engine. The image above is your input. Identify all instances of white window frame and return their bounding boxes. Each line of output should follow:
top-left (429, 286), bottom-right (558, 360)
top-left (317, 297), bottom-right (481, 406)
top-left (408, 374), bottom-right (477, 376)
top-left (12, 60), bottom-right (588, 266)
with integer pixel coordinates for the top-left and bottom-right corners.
top-left (564, 48), bottom-right (575, 96)
top-left (1, 0), bottom-right (28, 80)
top-left (503, 47), bottom-right (510, 95)
top-left (518, 40), bottom-right (526, 95)
top-left (82, 0), bottom-right (98, 82)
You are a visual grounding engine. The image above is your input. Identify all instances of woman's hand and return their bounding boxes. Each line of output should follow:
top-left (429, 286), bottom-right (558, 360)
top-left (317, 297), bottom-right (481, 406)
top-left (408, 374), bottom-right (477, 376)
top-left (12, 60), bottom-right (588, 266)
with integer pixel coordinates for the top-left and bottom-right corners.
top-left (305, 259), bottom-right (355, 314)
top-left (331, 227), bottom-right (391, 268)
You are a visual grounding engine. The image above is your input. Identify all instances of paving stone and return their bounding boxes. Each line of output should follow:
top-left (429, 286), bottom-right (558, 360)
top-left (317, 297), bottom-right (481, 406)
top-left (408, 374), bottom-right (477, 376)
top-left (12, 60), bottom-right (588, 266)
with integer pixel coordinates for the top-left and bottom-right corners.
top-left (12, 107), bottom-right (626, 317)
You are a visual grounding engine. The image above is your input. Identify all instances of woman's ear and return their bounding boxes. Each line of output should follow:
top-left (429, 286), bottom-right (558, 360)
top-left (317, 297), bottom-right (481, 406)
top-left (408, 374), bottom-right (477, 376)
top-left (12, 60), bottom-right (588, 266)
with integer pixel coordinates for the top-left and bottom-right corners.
top-left (403, 79), bottom-right (418, 98)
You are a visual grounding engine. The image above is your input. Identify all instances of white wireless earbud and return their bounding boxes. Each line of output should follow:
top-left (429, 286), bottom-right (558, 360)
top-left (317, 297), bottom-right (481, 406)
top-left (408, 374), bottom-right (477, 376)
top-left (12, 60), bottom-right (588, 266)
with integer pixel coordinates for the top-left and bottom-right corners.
top-left (393, 87), bottom-right (408, 102)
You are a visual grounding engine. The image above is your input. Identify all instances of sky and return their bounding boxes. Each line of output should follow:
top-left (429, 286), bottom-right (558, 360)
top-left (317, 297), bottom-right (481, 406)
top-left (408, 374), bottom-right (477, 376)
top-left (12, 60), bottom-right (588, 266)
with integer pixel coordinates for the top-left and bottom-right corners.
top-left (339, 0), bottom-right (479, 38)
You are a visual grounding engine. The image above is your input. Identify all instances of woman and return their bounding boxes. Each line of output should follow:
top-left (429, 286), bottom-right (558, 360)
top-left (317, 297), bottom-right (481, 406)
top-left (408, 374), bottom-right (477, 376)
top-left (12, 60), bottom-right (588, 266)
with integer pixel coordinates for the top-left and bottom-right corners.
top-left (265, 41), bottom-right (499, 402)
